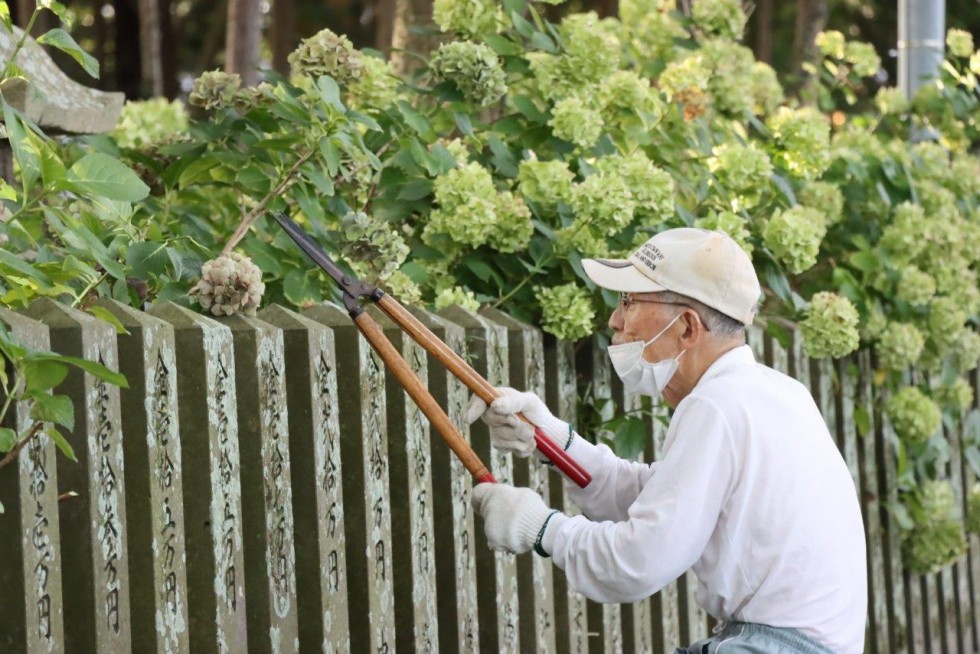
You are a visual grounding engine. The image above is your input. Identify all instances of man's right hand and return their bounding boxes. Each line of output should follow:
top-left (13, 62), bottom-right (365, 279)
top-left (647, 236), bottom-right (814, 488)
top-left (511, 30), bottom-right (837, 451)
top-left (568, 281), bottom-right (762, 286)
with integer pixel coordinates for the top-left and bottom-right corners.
top-left (465, 387), bottom-right (570, 458)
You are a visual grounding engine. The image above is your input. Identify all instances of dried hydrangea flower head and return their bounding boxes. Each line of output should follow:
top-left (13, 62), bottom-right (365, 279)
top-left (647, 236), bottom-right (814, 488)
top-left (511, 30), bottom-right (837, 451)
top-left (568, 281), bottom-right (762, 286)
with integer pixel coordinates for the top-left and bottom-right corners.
top-left (191, 252), bottom-right (265, 317)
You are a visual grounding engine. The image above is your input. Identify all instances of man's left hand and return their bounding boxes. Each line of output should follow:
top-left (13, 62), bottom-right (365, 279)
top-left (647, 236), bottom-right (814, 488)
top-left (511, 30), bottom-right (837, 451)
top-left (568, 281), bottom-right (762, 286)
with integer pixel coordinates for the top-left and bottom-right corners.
top-left (471, 483), bottom-right (556, 554)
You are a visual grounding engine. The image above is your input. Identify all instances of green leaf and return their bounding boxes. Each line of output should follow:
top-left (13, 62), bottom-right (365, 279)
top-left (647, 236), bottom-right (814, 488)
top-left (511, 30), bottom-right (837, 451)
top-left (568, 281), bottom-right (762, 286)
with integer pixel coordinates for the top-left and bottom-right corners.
top-left (0, 3), bottom-right (11, 31)
top-left (0, 248), bottom-right (53, 286)
top-left (125, 241), bottom-right (170, 278)
top-left (454, 112), bottom-right (474, 137)
top-left (510, 11), bottom-right (536, 38)
top-left (283, 269), bottom-right (319, 306)
top-left (64, 153), bottom-right (149, 201)
top-left (483, 34), bottom-right (523, 56)
top-left (0, 427), bottom-right (16, 452)
top-left (320, 139), bottom-right (341, 177)
top-left (530, 32), bottom-right (557, 53)
top-left (24, 359), bottom-right (69, 393)
top-left (37, 28), bottom-right (99, 77)
top-left (87, 306), bottom-right (130, 335)
top-left (31, 393), bottom-right (74, 430)
top-left (488, 136), bottom-right (518, 177)
top-left (848, 250), bottom-right (880, 274)
top-left (397, 179), bottom-right (433, 201)
top-left (317, 76), bottom-right (346, 111)
top-left (612, 416), bottom-right (648, 461)
top-left (0, 178), bottom-right (17, 201)
top-left (397, 101), bottom-right (434, 138)
top-left (46, 426), bottom-right (76, 462)
top-left (26, 352), bottom-right (127, 388)
top-left (3, 104), bottom-right (41, 192)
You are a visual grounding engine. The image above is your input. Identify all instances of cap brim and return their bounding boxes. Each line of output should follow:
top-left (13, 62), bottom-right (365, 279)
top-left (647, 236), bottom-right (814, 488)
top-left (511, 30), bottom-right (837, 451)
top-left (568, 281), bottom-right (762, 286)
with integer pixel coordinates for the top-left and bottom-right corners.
top-left (582, 258), bottom-right (666, 293)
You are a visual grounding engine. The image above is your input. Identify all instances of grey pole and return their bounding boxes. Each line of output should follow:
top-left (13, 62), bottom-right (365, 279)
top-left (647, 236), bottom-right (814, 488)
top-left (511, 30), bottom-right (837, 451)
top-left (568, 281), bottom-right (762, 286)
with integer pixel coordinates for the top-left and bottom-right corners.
top-left (897, 0), bottom-right (946, 98)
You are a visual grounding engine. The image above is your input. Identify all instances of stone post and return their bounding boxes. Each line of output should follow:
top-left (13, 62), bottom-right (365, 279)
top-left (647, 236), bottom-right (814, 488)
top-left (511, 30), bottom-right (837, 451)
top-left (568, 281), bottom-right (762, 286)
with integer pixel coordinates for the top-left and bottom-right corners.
top-left (214, 314), bottom-right (299, 653)
top-left (93, 299), bottom-right (189, 654)
top-left (479, 306), bottom-right (557, 654)
top-left (257, 305), bottom-right (349, 653)
top-left (406, 306), bottom-right (480, 651)
top-left (303, 302), bottom-right (395, 653)
top-left (21, 299), bottom-right (130, 653)
top-left (148, 302), bottom-right (247, 653)
top-left (0, 308), bottom-right (65, 654)
top-left (438, 306), bottom-right (519, 652)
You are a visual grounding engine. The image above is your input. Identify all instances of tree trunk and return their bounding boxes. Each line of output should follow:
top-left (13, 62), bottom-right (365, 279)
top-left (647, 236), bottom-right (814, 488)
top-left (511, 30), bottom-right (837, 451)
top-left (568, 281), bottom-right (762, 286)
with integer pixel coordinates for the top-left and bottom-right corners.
top-left (271, 0), bottom-right (296, 75)
top-left (384, 0), bottom-right (439, 74)
top-left (226, 0), bottom-right (262, 86)
top-left (790, 0), bottom-right (828, 98)
top-left (115, 0), bottom-right (142, 98)
top-left (138, 0), bottom-right (165, 97)
top-left (754, 0), bottom-right (774, 64)
top-left (159, 0), bottom-right (179, 99)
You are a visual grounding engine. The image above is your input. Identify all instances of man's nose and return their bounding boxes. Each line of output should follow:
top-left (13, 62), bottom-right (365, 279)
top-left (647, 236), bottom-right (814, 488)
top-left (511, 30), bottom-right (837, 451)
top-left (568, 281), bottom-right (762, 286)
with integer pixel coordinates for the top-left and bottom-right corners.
top-left (608, 307), bottom-right (624, 331)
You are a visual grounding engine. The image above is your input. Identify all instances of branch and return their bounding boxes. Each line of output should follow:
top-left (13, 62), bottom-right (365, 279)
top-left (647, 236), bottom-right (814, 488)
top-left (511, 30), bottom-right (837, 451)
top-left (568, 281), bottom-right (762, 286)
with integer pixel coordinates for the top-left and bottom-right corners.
top-left (0, 421), bottom-right (43, 470)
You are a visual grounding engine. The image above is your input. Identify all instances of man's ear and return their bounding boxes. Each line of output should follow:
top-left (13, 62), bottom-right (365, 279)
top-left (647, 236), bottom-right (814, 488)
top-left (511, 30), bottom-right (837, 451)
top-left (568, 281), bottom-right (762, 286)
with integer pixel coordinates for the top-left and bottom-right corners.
top-left (679, 308), bottom-right (705, 343)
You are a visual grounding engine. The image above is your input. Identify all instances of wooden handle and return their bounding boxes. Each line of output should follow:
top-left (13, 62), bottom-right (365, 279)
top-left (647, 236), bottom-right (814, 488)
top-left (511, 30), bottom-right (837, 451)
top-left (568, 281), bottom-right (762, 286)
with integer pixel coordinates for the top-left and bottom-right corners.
top-left (377, 294), bottom-right (592, 488)
top-left (352, 310), bottom-right (495, 484)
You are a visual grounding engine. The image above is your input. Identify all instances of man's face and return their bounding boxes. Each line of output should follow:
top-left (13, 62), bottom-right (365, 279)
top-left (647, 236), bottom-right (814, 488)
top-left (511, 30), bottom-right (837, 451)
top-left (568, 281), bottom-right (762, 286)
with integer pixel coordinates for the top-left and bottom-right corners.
top-left (608, 292), bottom-right (685, 362)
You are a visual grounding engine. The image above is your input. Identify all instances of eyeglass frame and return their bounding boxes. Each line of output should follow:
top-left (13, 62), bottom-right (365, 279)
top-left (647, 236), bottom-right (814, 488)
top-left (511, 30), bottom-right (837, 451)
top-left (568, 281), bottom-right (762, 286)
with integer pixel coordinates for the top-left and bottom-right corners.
top-left (617, 292), bottom-right (711, 331)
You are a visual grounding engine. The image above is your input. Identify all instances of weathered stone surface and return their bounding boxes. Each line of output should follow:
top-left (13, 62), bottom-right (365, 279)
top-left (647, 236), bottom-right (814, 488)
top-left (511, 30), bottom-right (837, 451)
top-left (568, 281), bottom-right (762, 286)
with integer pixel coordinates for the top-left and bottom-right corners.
top-left (148, 302), bottom-right (247, 653)
top-left (257, 304), bottom-right (348, 653)
top-left (0, 26), bottom-right (124, 133)
top-left (0, 308), bottom-right (65, 654)
top-left (21, 299), bottom-right (130, 653)
top-left (437, 305), bottom-right (518, 653)
top-left (93, 299), bottom-right (189, 654)
top-left (543, 335), bottom-right (588, 654)
top-left (406, 306), bottom-right (480, 652)
top-left (214, 313), bottom-right (299, 654)
top-left (479, 306), bottom-right (556, 654)
top-left (303, 302), bottom-right (394, 654)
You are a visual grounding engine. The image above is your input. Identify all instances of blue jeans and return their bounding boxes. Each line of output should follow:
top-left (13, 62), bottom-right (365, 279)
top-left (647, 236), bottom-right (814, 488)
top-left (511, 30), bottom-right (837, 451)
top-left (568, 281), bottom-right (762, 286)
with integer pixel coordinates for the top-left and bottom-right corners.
top-left (675, 621), bottom-right (834, 654)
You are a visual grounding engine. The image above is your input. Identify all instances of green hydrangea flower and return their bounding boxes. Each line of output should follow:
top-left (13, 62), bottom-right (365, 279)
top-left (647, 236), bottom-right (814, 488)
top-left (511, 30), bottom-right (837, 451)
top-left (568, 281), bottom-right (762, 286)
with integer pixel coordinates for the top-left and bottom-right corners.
top-left (435, 137), bottom-right (470, 166)
top-left (112, 98), bottom-right (188, 148)
top-left (594, 152), bottom-right (674, 221)
top-left (936, 378), bottom-right (974, 413)
top-left (621, 0), bottom-right (685, 62)
top-left (518, 160), bottom-right (575, 208)
top-left (952, 329), bottom-right (980, 373)
top-left (549, 97), bottom-right (603, 148)
top-left (700, 39), bottom-right (757, 117)
top-left (383, 270), bottom-right (423, 306)
top-left (815, 30), bottom-right (846, 59)
top-left (895, 268), bottom-right (936, 306)
top-left (599, 70), bottom-right (664, 126)
top-left (947, 28), bottom-right (975, 58)
top-left (879, 202), bottom-right (928, 265)
top-left (659, 55), bottom-right (711, 118)
top-left (348, 56), bottom-right (400, 111)
top-left (340, 212), bottom-right (410, 281)
top-left (887, 386), bottom-right (941, 445)
top-left (559, 13), bottom-right (622, 85)
top-left (433, 286), bottom-right (480, 312)
top-left (431, 41), bottom-right (507, 107)
top-left (966, 484), bottom-right (980, 534)
top-left (488, 192), bottom-right (534, 253)
top-left (749, 62), bottom-right (784, 116)
top-left (691, 0), bottom-right (747, 40)
top-left (902, 519), bottom-right (966, 575)
top-left (535, 283), bottom-right (596, 341)
top-left (694, 212), bottom-right (753, 255)
top-left (800, 292), bottom-right (861, 359)
top-left (929, 296), bottom-right (967, 347)
top-left (797, 181), bottom-right (844, 226)
top-left (708, 142), bottom-right (773, 209)
top-left (189, 70), bottom-right (241, 111)
top-left (877, 322), bottom-right (925, 371)
top-left (919, 480), bottom-right (956, 524)
top-left (288, 29), bottom-right (364, 84)
top-left (844, 41), bottom-right (881, 77)
top-left (570, 173), bottom-right (636, 233)
top-left (433, 0), bottom-right (503, 38)
top-left (766, 107), bottom-right (832, 180)
top-left (763, 206), bottom-right (826, 274)
top-left (972, 51), bottom-right (980, 76)
top-left (555, 222), bottom-right (609, 258)
top-left (875, 87), bottom-right (910, 115)
top-left (425, 162), bottom-right (499, 248)
top-left (860, 301), bottom-right (888, 341)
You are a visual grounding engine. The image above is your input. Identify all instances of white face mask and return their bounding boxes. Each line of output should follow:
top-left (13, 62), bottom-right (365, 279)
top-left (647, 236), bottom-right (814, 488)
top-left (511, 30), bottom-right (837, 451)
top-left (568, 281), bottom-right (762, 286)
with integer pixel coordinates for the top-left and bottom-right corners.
top-left (608, 314), bottom-right (685, 398)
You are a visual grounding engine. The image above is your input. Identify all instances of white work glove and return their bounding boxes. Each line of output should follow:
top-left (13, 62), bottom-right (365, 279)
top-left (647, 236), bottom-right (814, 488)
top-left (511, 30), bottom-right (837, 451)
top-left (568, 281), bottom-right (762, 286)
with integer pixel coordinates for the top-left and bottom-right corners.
top-left (471, 483), bottom-right (559, 555)
top-left (465, 387), bottom-right (571, 458)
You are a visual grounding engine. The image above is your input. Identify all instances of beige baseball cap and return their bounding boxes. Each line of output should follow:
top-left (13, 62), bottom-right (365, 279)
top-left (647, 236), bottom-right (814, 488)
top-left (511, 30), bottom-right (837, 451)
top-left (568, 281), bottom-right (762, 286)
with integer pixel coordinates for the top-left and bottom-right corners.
top-left (582, 228), bottom-right (762, 325)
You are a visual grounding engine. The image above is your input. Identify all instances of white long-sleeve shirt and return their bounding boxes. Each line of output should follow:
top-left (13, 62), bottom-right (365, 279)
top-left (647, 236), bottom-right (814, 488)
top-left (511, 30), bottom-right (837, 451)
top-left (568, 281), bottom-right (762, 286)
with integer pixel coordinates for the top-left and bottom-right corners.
top-left (541, 345), bottom-right (867, 653)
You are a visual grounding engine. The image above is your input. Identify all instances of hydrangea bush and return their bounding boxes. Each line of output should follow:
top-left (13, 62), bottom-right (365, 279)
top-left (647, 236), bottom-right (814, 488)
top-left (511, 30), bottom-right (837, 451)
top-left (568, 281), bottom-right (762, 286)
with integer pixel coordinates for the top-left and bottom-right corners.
top-left (2, 0), bottom-right (978, 573)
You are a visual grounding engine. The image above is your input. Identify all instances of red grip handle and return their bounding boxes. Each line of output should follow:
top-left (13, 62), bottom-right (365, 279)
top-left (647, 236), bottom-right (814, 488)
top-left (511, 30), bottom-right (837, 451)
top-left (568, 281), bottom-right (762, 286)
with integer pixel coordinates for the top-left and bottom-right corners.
top-left (533, 427), bottom-right (592, 488)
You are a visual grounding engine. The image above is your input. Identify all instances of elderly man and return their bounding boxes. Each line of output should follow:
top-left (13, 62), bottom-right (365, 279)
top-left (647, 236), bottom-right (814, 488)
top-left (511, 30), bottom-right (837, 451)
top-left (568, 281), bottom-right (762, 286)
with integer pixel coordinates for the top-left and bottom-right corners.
top-left (468, 228), bottom-right (867, 653)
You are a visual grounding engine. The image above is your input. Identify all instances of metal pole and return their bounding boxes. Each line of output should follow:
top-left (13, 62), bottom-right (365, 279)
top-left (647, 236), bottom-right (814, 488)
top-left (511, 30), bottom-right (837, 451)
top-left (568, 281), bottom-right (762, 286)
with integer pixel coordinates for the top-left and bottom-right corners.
top-left (897, 0), bottom-right (945, 99)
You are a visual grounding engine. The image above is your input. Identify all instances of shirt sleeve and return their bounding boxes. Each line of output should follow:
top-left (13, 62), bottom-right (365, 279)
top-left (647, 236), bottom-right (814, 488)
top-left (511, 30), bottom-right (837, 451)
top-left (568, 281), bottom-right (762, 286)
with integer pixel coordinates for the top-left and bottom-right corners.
top-left (559, 434), bottom-right (659, 522)
top-left (542, 396), bottom-right (737, 603)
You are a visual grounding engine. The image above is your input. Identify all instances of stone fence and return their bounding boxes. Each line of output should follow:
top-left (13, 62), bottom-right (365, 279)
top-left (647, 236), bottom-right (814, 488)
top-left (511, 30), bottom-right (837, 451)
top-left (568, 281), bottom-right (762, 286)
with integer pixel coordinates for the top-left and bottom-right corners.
top-left (1, 298), bottom-right (978, 653)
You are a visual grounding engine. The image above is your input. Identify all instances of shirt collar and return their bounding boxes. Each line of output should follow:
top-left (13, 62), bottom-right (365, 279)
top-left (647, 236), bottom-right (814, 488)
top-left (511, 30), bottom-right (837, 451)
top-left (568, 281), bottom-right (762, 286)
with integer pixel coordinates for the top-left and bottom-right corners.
top-left (697, 344), bottom-right (756, 386)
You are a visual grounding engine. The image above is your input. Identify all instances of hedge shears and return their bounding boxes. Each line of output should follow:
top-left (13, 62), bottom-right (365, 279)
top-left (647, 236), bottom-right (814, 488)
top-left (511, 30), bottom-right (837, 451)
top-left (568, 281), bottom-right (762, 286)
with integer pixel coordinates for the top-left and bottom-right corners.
top-left (271, 211), bottom-right (591, 488)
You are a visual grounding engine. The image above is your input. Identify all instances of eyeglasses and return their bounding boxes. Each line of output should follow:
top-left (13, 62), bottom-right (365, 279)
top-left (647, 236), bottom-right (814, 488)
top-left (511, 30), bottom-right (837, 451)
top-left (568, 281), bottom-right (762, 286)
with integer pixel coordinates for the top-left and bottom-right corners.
top-left (618, 293), bottom-right (711, 331)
